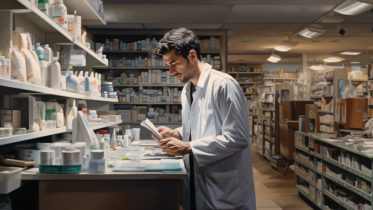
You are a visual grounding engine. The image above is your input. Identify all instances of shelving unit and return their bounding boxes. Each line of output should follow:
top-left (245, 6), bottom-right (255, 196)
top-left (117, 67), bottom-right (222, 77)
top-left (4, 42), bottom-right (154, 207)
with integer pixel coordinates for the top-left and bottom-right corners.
top-left (113, 84), bottom-right (184, 87)
top-left (294, 131), bottom-right (373, 210)
top-left (0, 121), bottom-right (122, 146)
top-left (0, 0), bottom-right (113, 147)
top-left (114, 102), bottom-right (181, 105)
top-left (93, 67), bottom-right (170, 70)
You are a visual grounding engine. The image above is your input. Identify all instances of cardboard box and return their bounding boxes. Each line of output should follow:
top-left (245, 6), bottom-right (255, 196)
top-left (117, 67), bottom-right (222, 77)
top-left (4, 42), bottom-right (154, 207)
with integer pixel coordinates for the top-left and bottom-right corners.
top-left (270, 155), bottom-right (287, 168)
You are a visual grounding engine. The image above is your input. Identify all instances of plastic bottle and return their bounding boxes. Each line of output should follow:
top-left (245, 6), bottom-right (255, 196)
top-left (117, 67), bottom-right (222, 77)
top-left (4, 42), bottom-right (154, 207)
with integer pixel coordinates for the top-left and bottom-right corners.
top-left (90, 72), bottom-right (97, 96)
top-left (134, 41), bottom-right (137, 51)
top-left (148, 108), bottom-right (155, 122)
top-left (173, 88), bottom-right (178, 103)
top-left (137, 41), bottom-right (141, 51)
top-left (166, 71), bottom-right (170, 84)
top-left (132, 106), bottom-right (138, 122)
top-left (141, 40), bottom-right (146, 51)
top-left (84, 71), bottom-right (91, 96)
top-left (43, 44), bottom-right (53, 65)
top-left (145, 38), bottom-right (150, 51)
top-left (98, 73), bottom-right (101, 95)
top-left (156, 70), bottom-right (162, 84)
top-left (50, 0), bottom-right (67, 30)
top-left (99, 137), bottom-right (105, 150)
top-left (40, 60), bottom-right (48, 87)
top-left (148, 70), bottom-right (152, 84)
top-left (36, 43), bottom-right (44, 61)
top-left (5, 59), bottom-right (11, 80)
top-left (161, 72), bottom-right (166, 84)
top-left (50, 55), bottom-right (61, 90)
top-left (152, 38), bottom-right (157, 49)
top-left (144, 72), bottom-right (148, 83)
top-left (75, 71), bottom-right (84, 94)
top-left (143, 90), bottom-right (147, 103)
top-left (66, 67), bottom-right (79, 92)
top-left (0, 59), bottom-right (4, 79)
top-left (144, 58), bottom-right (148, 67)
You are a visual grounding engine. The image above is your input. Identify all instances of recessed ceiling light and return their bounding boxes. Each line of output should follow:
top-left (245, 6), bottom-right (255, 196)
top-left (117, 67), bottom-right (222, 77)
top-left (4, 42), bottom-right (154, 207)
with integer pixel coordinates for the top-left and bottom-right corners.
top-left (298, 24), bottom-right (326, 39)
top-left (334, 0), bottom-right (373, 16)
top-left (340, 51), bottom-right (361, 55)
top-left (351, 61), bottom-right (360, 63)
top-left (267, 53), bottom-right (281, 63)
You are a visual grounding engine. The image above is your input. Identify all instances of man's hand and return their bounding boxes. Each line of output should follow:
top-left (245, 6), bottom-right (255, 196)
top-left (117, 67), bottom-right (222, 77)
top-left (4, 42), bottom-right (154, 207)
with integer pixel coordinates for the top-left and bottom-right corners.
top-left (151, 126), bottom-right (182, 142)
top-left (159, 137), bottom-right (192, 156)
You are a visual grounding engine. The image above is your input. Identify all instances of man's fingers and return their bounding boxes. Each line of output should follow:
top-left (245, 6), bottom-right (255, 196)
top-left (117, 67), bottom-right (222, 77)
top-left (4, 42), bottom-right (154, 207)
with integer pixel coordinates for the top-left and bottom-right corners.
top-left (151, 133), bottom-right (160, 141)
top-left (160, 138), bottom-right (172, 144)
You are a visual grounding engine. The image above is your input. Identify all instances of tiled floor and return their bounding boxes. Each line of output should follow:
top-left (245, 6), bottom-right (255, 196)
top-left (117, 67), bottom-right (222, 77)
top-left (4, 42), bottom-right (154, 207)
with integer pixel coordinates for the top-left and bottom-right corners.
top-left (252, 146), bottom-right (313, 210)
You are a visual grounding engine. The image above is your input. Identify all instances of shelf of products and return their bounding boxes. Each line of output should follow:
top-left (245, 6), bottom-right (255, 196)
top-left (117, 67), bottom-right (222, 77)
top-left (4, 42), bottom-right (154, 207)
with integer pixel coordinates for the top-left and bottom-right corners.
top-left (0, 79), bottom-right (117, 102)
top-left (0, 121), bottom-right (122, 146)
top-left (93, 67), bottom-right (170, 70)
top-left (63, 0), bottom-right (106, 25)
top-left (294, 131), bottom-right (373, 210)
top-left (113, 84), bottom-right (184, 87)
top-left (114, 102), bottom-right (181, 105)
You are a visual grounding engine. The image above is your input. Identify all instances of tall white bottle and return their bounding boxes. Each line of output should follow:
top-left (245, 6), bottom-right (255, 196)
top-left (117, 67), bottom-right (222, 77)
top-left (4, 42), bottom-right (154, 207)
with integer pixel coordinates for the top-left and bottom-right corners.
top-left (43, 44), bottom-right (53, 65)
top-left (50, 55), bottom-right (61, 90)
top-left (77, 71), bottom-right (85, 94)
top-left (91, 72), bottom-right (97, 96)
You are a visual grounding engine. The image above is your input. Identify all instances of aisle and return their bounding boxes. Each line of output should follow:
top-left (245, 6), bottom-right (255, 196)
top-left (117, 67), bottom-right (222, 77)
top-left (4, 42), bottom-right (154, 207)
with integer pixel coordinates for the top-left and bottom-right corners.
top-left (252, 146), bottom-right (313, 210)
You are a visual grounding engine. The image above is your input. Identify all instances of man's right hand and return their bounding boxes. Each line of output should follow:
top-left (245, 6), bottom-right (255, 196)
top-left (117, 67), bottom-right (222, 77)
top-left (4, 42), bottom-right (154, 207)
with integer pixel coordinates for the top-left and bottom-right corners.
top-left (152, 126), bottom-right (182, 142)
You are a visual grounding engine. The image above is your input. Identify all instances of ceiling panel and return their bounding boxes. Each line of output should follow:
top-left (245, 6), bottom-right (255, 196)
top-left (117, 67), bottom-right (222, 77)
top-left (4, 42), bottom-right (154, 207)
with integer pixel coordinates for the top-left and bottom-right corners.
top-left (343, 11), bottom-right (373, 24)
top-left (224, 5), bottom-right (336, 23)
top-left (223, 24), bottom-right (306, 36)
top-left (104, 0), bottom-right (343, 5)
top-left (144, 24), bottom-right (221, 29)
top-left (104, 4), bottom-right (231, 23)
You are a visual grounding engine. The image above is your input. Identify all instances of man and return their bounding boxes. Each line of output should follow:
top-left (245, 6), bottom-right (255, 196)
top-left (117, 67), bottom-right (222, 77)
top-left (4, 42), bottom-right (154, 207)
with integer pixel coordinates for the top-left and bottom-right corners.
top-left (151, 28), bottom-right (256, 210)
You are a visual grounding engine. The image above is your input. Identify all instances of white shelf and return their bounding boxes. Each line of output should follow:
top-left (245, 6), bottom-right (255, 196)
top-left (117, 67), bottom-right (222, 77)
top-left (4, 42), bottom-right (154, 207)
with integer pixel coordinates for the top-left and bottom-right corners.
top-left (0, 79), bottom-right (117, 102)
top-left (63, 0), bottom-right (106, 25)
top-left (10, 0), bottom-right (107, 67)
top-left (93, 67), bottom-right (169, 70)
top-left (120, 122), bottom-right (182, 125)
top-left (0, 121), bottom-right (123, 146)
top-left (103, 50), bottom-right (151, 54)
top-left (114, 102), bottom-right (181, 105)
top-left (113, 84), bottom-right (184, 87)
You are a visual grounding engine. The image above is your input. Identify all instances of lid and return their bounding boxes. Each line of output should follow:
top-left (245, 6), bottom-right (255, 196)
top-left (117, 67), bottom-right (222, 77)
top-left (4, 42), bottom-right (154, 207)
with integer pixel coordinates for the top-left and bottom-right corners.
top-left (45, 44), bottom-right (49, 47)
top-left (149, 108), bottom-right (154, 112)
top-left (36, 43), bottom-right (40, 46)
top-left (88, 110), bottom-right (97, 115)
top-left (90, 150), bottom-right (104, 159)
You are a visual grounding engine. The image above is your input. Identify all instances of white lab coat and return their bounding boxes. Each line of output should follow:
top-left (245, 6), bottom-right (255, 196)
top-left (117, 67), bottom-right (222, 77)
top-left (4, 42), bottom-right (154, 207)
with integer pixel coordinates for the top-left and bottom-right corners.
top-left (175, 63), bottom-right (256, 210)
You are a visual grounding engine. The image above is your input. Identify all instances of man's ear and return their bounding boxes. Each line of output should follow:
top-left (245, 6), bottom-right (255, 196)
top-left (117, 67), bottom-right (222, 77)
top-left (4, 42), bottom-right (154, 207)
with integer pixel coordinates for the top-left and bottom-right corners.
top-left (188, 50), bottom-right (197, 63)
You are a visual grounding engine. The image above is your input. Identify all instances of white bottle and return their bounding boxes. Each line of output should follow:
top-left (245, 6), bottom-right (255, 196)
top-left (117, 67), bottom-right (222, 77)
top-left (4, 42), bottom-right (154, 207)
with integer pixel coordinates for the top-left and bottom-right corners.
top-left (151, 54), bottom-right (155, 67)
top-left (152, 70), bottom-right (156, 84)
top-left (50, 0), bottom-right (67, 30)
top-left (132, 106), bottom-right (138, 122)
top-left (166, 71), bottom-right (170, 84)
top-left (99, 137), bottom-right (105, 150)
top-left (134, 41), bottom-right (137, 51)
top-left (148, 108), bottom-right (155, 122)
top-left (157, 90), bottom-right (162, 102)
top-left (95, 73), bottom-right (100, 96)
top-left (84, 71), bottom-right (92, 96)
top-left (43, 44), bottom-right (53, 65)
top-left (143, 89), bottom-right (147, 103)
top-left (161, 72), bottom-right (166, 84)
top-left (40, 60), bottom-right (48, 87)
top-left (90, 72), bottom-right (97, 96)
top-left (77, 71), bottom-right (85, 94)
top-left (66, 67), bottom-right (79, 92)
top-left (148, 70), bottom-right (152, 84)
top-left (156, 70), bottom-right (162, 84)
top-left (144, 72), bottom-right (148, 83)
top-left (98, 73), bottom-right (101, 95)
top-left (50, 55), bottom-right (61, 90)
top-left (36, 43), bottom-right (44, 62)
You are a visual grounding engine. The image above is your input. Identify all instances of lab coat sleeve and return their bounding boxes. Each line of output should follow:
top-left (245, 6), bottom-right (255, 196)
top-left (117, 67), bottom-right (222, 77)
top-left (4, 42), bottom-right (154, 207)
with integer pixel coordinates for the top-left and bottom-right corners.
top-left (175, 127), bottom-right (183, 137)
top-left (190, 79), bottom-right (249, 167)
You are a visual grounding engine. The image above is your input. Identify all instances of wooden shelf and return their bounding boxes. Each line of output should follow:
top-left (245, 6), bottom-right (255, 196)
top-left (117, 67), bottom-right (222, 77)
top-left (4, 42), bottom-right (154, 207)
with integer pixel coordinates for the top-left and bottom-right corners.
top-left (103, 50), bottom-right (151, 54)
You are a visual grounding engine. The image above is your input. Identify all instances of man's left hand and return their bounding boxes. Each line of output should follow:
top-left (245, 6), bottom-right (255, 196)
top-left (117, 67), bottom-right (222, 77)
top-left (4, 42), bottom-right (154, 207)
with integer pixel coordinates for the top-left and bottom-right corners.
top-left (159, 137), bottom-right (192, 156)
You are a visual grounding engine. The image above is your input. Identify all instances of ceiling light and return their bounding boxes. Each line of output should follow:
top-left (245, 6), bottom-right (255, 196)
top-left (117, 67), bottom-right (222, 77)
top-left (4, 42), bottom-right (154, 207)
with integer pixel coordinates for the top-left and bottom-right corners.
top-left (274, 40), bottom-right (300, 52)
top-left (267, 53), bottom-right (281, 63)
top-left (340, 51), bottom-right (361, 55)
top-left (334, 0), bottom-right (373, 15)
top-left (298, 24), bottom-right (326, 39)
top-left (310, 65), bottom-right (326, 70)
top-left (274, 45), bottom-right (292, 52)
top-left (351, 61), bottom-right (360, 63)
top-left (323, 56), bottom-right (345, 63)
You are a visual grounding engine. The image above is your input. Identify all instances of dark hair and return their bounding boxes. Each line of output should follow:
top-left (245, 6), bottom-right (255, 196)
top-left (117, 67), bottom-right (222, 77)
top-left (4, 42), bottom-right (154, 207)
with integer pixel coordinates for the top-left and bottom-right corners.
top-left (152, 28), bottom-right (201, 61)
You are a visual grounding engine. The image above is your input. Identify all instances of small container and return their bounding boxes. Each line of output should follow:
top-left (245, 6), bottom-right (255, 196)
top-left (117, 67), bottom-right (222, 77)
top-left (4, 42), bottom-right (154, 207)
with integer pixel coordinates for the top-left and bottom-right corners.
top-left (129, 147), bottom-right (142, 162)
top-left (40, 150), bottom-right (56, 165)
top-left (107, 156), bottom-right (118, 168)
top-left (0, 166), bottom-right (22, 194)
top-left (13, 128), bottom-right (26, 135)
top-left (0, 128), bottom-right (12, 137)
top-left (97, 118), bottom-right (103, 123)
top-left (62, 149), bottom-right (80, 165)
top-left (131, 128), bottom-right (140, 141)
top-left (91, 150), bottom-right (104, 159)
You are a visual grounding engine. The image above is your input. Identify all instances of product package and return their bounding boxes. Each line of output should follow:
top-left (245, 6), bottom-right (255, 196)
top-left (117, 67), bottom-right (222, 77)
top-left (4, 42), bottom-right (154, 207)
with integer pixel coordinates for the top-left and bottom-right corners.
top-left (0, 110), bottom-right (21, 128)
top-left (10, 95), bottom-right (35, 130)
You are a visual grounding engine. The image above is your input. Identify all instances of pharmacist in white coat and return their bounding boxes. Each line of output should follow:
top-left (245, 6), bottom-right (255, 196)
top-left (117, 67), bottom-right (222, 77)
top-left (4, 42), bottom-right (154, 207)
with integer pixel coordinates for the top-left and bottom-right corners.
top-left (152, 28), bottom-right (256, 210)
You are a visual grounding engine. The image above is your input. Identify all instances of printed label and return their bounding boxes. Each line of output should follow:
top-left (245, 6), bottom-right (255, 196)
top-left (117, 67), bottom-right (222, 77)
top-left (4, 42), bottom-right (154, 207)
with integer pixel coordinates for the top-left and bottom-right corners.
top-left (45, 109), bottom-right (56, 120)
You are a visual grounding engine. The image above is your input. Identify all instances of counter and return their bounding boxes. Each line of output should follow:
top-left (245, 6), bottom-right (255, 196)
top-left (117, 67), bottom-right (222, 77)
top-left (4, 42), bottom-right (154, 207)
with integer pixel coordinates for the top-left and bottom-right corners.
top-left (22, 158), bottom-right (186, 210)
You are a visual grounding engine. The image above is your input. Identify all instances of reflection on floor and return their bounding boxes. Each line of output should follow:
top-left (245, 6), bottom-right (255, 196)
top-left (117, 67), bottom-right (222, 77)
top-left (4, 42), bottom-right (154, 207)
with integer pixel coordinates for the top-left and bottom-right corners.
top-left (252, 146), bottom-right (313, 210)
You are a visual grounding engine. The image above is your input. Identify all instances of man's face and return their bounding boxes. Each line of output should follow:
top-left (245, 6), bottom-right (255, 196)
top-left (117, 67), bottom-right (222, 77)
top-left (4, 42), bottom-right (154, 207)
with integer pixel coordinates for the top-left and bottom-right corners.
top-left (163, 49), bottom-right (195, 83)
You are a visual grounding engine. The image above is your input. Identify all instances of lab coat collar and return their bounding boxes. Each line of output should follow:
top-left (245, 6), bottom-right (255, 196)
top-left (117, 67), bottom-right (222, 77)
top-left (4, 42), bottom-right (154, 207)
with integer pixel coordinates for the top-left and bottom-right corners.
top-left (184, 62), bottom-right (212, 93)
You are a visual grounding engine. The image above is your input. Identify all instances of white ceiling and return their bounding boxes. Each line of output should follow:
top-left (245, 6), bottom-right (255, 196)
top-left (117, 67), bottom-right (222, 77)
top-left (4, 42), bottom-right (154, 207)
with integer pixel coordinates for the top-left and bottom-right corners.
top-left (98, 0), bottom-right (373, 65)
